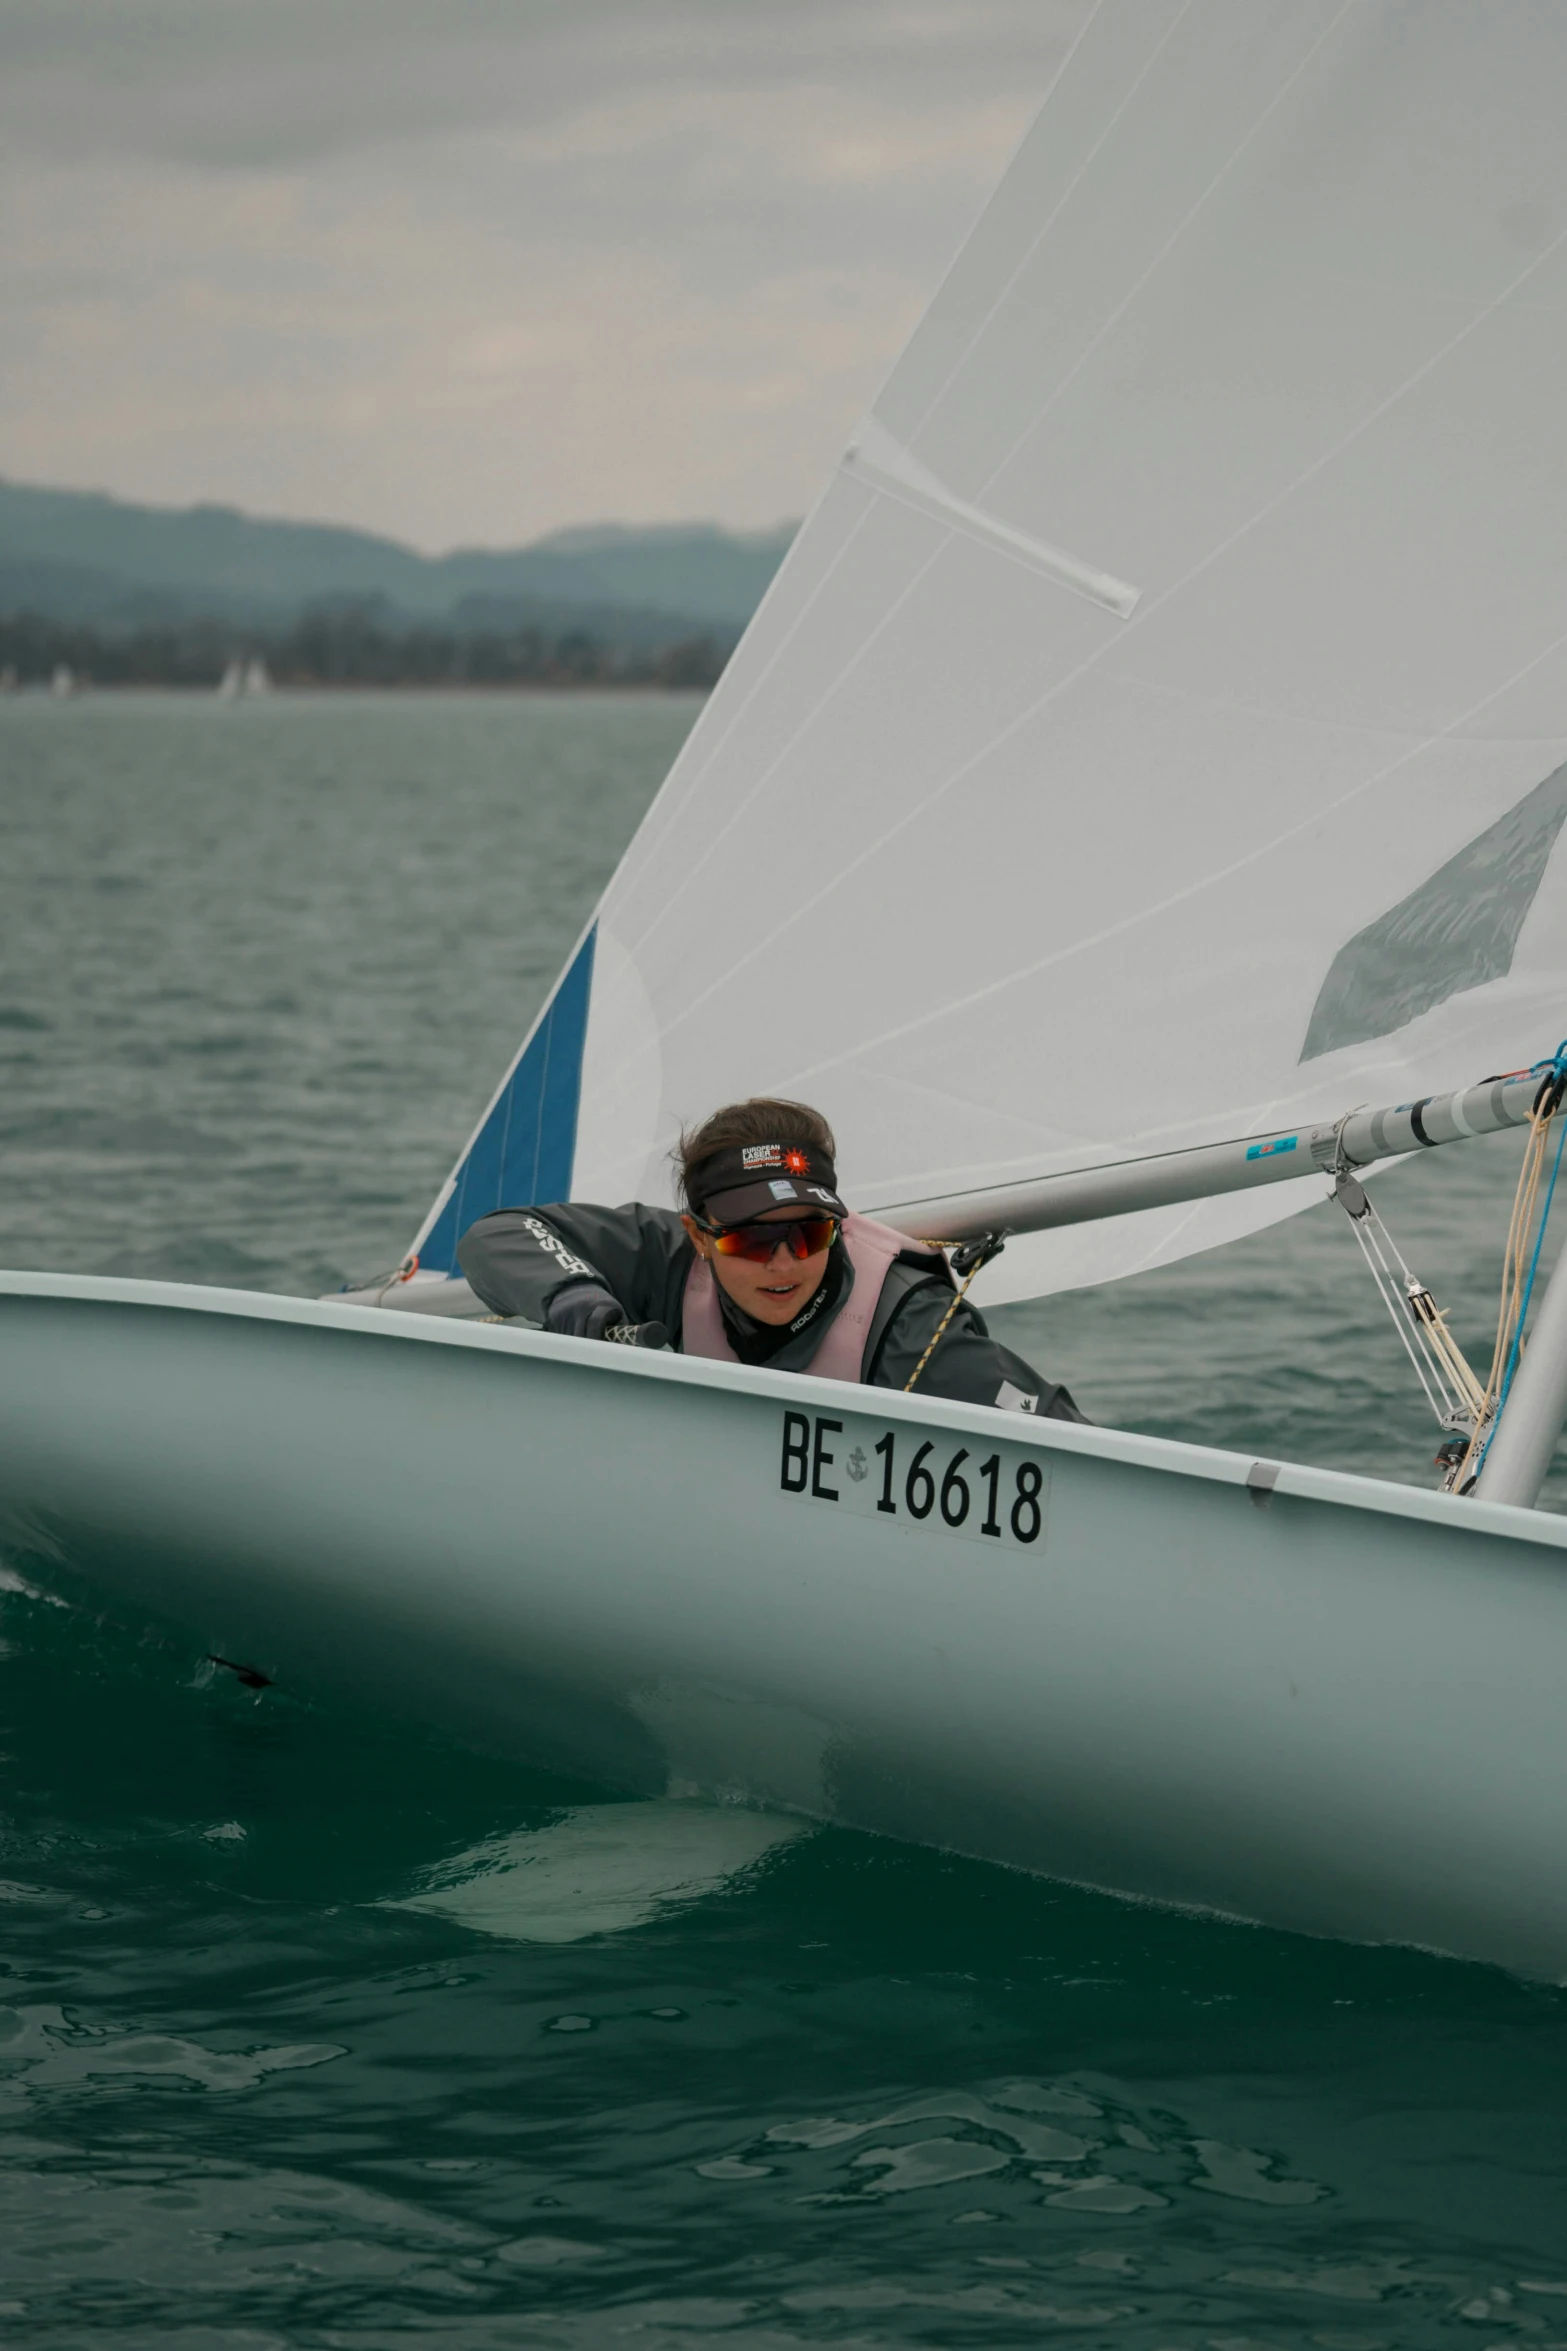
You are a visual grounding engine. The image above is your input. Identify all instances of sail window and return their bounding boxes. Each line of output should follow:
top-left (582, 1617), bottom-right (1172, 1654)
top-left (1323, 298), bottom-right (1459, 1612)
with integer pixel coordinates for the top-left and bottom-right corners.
top-left (1300, 761), bottom-right (1567, 1062)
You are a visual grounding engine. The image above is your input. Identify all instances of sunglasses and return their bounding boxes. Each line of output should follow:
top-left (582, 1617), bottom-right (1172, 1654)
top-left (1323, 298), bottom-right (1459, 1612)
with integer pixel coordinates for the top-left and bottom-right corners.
top-left (699, 1215), bottom-right (838, 1263)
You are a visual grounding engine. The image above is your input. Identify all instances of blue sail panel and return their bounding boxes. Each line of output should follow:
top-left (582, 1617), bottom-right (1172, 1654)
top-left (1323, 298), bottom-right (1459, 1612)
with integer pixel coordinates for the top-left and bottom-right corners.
top-left (417, 926), bottom-right (597, 1274)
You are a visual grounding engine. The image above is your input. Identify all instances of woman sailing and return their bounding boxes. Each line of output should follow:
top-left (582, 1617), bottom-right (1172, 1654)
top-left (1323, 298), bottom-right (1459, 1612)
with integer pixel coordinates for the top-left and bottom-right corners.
top-left (458, 1097), bottom-right (1083, 1416)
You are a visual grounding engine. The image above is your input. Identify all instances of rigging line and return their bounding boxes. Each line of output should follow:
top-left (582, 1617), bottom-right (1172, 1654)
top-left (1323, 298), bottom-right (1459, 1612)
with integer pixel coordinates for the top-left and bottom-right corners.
top-left (903, 1233), bottom-right (1006, 1392)
top-left (1491, 1099), bottom-right (1548, 1375)
top-left (1452, 1060), bottom-right (1567, 1486)
top-left (1343, 1207), bottom-right (1450, 1425)
top-left (1366, 1223), bottom-right (1477, 1420)
top-left (1358, 1200), bottom-right (1420, 1295)
top-left (650, 204), bottom-right (1567, 1063)
top-left (905, 0), bottom-right (1169, 445)
top-left (1422, 1300), bottom-right (1488, 1420)
top-left (1450, 1110), bottom-right (1545, 1483)
top-left (971, 0), bottom-right (1355, 509)
top-left (1492, 1123), bottom-right (1544, 1384)
top-left (1496, 1108), bottom-right (1567, 1417)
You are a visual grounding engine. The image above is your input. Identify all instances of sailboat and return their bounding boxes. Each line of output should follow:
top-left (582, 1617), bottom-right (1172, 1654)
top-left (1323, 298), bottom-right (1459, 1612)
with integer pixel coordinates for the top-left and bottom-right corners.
top-left (7, 0), bottom-right (1567, 1976)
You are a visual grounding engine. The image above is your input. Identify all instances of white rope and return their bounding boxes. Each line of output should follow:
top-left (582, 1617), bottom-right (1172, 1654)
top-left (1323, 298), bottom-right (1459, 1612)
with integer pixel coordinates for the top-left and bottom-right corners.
top-left (1333, 1177), bottom-right (1487, 1442)
top-left (1451, 1093), bottom-right (1565, 1489)
top-left (1341, 1203), bottom-right (1452, 1426)
top-left (1332, 1072), bottom-right (1567, 1491)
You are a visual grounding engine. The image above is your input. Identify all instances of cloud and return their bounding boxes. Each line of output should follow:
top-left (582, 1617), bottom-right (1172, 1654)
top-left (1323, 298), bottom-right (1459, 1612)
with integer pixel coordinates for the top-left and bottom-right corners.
top-left (0, 0), bottom-right (1087, 544)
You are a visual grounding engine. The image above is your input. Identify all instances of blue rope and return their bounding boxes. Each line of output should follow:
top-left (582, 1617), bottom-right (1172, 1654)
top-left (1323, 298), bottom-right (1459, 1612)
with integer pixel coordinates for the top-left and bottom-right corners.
top-left (1474, 1039), bottom-right (1567, 1471)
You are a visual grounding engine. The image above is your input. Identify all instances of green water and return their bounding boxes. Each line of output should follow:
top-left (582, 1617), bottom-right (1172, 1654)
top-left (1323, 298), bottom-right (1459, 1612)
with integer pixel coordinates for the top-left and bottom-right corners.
top-left (1, 692), bottom-right (1566, 2348)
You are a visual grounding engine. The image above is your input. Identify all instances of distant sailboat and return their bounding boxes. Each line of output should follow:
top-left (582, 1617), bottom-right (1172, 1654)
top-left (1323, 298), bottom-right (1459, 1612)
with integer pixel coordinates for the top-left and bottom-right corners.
top-left (7, 1), bottom-right (1567, 1975)
top-left (219, 657), bottom-right (273, 699)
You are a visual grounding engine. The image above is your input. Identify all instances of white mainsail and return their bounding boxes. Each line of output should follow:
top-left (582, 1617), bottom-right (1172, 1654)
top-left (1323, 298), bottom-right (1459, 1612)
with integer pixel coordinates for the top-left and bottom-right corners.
top-left (416, 0), bottom-right (1567, 1304)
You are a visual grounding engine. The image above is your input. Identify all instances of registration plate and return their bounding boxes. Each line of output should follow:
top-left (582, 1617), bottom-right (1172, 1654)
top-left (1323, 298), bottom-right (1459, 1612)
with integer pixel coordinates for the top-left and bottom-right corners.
top-left (777, 1407), bottom-right (1049, 1551)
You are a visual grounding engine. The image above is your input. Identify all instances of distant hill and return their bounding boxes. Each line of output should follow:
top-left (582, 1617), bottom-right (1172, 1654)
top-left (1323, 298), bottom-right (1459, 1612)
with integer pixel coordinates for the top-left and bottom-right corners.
top-left (0, 479), bottom-right (797, 634)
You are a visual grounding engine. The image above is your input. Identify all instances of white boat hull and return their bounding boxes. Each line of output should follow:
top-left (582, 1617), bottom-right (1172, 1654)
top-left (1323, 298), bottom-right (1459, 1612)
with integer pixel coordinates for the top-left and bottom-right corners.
top-left (1, 1271), bottom-right (1564, 1977)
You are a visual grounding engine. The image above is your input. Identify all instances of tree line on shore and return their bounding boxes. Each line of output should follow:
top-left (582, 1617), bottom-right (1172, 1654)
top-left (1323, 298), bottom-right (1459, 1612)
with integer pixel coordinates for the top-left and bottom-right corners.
top-left (0, 607), bottom-right (729, 691)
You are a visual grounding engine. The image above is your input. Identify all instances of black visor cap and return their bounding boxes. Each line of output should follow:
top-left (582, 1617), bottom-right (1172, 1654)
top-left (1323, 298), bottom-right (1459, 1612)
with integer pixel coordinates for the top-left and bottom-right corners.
top-left (688, 1141), bottom-right (848, 1228)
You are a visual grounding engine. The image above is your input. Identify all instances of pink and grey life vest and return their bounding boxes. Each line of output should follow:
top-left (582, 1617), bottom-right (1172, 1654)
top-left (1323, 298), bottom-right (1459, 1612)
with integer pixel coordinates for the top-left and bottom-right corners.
top-left (680, 1212), bottom-right (927, 1383)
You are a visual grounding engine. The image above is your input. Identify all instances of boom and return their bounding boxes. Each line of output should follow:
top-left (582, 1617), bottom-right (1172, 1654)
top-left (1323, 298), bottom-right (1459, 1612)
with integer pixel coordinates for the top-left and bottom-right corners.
top-left (872, 1075), bottom-right (1540, 1246)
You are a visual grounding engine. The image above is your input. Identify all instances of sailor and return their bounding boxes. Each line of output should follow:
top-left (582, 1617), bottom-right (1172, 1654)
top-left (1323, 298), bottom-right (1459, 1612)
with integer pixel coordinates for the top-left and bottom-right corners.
top-left (457, 1097), bottom-right (1085, 1417)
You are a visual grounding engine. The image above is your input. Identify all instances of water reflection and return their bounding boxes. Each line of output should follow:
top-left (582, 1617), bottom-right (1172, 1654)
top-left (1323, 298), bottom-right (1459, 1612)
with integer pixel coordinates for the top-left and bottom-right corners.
top-left (390, 1802), bottom-right (807, 1944)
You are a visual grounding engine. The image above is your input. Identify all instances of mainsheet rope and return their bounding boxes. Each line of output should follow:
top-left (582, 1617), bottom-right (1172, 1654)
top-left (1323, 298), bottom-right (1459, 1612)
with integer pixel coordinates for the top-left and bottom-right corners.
top-left (1334, 1042), bottom-right (1567, 1491)
top-left (1332, 1173), bottom-right (1487, 1449)
top-left (904, 1229), bottom-right (1009, 1393)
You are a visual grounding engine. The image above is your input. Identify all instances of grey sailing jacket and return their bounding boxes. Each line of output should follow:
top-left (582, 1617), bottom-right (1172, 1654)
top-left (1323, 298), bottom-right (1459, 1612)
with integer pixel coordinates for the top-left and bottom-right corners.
top-left (457, 1202), bottom-right (1086, 1419)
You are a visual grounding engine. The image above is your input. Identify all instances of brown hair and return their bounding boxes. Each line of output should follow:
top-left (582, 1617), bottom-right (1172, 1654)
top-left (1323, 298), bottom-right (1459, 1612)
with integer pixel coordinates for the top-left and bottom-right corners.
top-left (676, 1097), bottom-right (837, 1210)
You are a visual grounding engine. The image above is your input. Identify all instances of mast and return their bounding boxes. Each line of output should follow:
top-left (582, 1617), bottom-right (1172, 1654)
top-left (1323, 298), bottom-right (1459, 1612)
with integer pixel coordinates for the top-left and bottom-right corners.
top-left (1472, 1246), bottom-right (1567, 1511)
top-left (871, 1075), bottom-right (1540, 1246)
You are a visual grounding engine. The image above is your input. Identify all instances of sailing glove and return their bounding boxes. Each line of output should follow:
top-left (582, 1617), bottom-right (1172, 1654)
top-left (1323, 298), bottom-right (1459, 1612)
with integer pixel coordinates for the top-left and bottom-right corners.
top-left (546, 1279), bottom-right (628, 1342)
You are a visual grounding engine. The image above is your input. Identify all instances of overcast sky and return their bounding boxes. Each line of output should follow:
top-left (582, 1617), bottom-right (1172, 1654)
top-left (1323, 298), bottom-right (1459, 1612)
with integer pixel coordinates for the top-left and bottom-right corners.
top-left (0, 0), bottom-right (1088, 549)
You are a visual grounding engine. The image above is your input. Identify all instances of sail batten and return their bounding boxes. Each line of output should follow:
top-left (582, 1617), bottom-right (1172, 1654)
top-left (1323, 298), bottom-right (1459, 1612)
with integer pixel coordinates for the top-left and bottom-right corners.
top-left (416, 1), bottom-right (1567, 1304)
top-left (841, 421), bottom-right (1142, 617)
